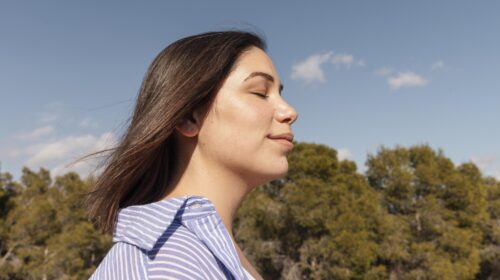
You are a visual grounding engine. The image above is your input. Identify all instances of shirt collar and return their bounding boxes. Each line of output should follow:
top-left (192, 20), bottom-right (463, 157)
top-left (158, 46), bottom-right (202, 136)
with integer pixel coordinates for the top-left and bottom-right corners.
top-left (112, 194), bottom-right (250, 279)
top-left (112, 195), bottom-right (217, 252)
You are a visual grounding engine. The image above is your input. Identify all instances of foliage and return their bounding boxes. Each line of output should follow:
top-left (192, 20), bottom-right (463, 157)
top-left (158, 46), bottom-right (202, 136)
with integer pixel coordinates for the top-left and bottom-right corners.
top-left (1, 142), bottom-right (498, 279)
top-left (234, 143), bottom-right (498, 279)
top-left (0, 168), bottom-right (111, 280)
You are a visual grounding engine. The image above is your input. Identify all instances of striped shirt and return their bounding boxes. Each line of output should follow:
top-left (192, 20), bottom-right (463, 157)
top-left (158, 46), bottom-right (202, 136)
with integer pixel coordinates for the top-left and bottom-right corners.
top-left (90, 195), bottom-right (256, 280)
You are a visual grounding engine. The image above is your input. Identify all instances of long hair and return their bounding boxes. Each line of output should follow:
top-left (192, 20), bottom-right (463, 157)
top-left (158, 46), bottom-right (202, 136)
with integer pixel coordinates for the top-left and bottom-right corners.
top-left (81, 30), bottom-right (266, 234)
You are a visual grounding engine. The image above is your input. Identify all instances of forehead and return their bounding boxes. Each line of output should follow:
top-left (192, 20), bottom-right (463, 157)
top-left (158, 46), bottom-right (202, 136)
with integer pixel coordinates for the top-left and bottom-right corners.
top-left (236, 47), bottom-right (274, 68)
top-left (229, 47), bottom-right (280, 85)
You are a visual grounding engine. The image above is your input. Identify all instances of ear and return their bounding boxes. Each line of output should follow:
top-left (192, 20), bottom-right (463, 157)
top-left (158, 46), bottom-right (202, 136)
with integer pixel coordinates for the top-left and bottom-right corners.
top-left (175, 111), bottom-right (200, 138)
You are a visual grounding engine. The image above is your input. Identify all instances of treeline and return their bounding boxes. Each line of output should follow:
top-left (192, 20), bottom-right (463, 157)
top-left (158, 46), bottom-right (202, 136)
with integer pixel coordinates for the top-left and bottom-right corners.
top-left (0, 143), bottom-right (499, 279)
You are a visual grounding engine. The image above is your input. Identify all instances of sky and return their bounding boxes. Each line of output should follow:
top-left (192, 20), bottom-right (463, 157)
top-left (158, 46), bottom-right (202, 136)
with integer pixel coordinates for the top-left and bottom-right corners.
top-left (1, 1), bottom-right (499, 181)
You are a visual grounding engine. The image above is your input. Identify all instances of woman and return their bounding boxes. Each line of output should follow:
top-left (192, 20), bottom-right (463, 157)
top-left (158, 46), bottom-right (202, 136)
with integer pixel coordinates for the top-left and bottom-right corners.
top-left (86, 30), bottom-right (298, 279)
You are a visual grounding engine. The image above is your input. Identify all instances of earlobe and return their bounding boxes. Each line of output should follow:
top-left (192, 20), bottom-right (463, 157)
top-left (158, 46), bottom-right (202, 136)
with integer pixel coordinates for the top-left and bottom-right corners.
top-left (175, 116), bottom-right (199, 138)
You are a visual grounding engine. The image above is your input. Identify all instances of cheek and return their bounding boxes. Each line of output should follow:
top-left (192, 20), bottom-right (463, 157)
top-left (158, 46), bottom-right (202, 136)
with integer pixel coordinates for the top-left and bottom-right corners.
top-left (199, 96), bottom-right (274, 158)
top-left (198, 99), bottom-right (289, 180)
top-left (215, 95), bottom-right (272, 142)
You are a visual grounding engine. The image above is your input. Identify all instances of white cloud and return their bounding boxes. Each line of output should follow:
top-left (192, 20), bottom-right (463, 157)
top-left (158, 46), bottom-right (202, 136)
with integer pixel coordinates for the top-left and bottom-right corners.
top-left (14, 125), bottom-right (54, 141)
top-left (38, 101), bottom-right (64, 124)
top-left (337, 148), bottom-right (353, 161)
top-left (331, 54), bottom-right (354, 69)
top-left (291, 51), bottom-right (333, 84)
top-left (494, 170), bottom-right (500, 181)
top-left (23, 132), bottom-right (117, 178)
top-left (291, 51), bottom-right (364, 85)
top-left (79, 117), bottom-right (99, 128)
top-left (470, 154), bottom-right (500, 181)
top-left (39, 111), bottom-right (59, 123)
top-left (388, 72), bottom-right (429, 90)
top-left (26, 136), bottom-right (93, 166)
top-left (470, 155), bottom-right (497, 171)
top-left (431, 60), bottom-right (445, 71)
top-left (375, 67), bottom-right (393, 77)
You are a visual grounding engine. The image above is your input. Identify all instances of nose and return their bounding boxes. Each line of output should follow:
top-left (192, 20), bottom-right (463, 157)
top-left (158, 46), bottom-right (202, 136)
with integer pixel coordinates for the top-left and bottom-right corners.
top-left (276, 100), bottom-right (298, 125)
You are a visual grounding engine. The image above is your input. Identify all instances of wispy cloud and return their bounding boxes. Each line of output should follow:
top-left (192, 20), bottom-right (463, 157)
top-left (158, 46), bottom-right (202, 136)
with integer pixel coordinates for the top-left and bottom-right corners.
top-left (375, 67), bottom-right (393, 77)
top-left (331, 54), bottom-right (364, 69)
top-left (431, 60), bottom-right (445, 71)
top-left (37, 101), bottom-right (64, 124)
top-left (2, 100), bottom-right (115, 178)
top-left (469, 154), bottom-right (500, 181)
top-left (291, 50), bottom-right (364, 85)
top-left (388, 72), bottom-right (429, 90)
top-left (291, 51), bottom-right (333, 84)
top-left (470, 154), bottom-right (497, 171)
top-left (331, 54), bottom-right (354, 69)
top-left (79, 117), bottom-right (99, 128)
top-left (337, 148), bottom-right (353, 161)
top-left (21, 132), bottom-right (117, 178)
top-left (39, 111), bottom-right (59, 123)
top-left (494, 170), bottom-right (500, 181)
top-left (14, 125), bottom-right (54, 141)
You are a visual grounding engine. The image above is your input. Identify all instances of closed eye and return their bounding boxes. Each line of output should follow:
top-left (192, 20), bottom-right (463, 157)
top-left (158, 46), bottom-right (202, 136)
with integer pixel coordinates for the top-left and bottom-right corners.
top-left (251, 92), bottom-right (269, 99)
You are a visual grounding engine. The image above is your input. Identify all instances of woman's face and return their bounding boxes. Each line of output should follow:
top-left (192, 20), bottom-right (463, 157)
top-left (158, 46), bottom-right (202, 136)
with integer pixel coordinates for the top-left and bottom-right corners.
top-left (196, 46), bottom-right (298, 185)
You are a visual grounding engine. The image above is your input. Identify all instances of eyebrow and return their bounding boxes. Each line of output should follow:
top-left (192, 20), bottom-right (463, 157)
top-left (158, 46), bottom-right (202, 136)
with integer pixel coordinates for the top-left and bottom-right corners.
top-left (243, 71), bottom-right (284, 94)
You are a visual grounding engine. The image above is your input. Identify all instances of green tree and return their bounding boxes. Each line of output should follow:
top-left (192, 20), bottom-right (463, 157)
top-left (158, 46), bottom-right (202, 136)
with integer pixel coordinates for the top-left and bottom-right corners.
top-left (43, 172), bottom-right (112, 279)
top-left (0, 169), bottom-right (21, 279)
top-left (365, 144), bottom-right (488, 279)
top-left (1, 168), bottom-right (111, 279)
top-left (1, 142), bottom-right (498, 279)
top-left (235, 142), bottom-right (393, 279)
top-left (4, 167), bottom-right (57, 279)
top-left (476, 176), bottom-right (500, 279)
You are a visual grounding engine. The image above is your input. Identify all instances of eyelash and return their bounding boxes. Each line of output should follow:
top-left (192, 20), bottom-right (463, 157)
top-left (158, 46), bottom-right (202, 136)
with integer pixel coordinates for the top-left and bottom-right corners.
top-left (251, 92), bottom-right (269, 99)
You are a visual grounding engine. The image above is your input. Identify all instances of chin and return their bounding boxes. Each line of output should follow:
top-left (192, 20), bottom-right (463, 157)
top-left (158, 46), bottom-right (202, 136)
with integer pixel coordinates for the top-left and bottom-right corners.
top-left (247, 168), bottom-right (288, 186)
top-left (264, 163), bottom-right (289, 181)
top-left (245, 157), bottom-right (289, 185)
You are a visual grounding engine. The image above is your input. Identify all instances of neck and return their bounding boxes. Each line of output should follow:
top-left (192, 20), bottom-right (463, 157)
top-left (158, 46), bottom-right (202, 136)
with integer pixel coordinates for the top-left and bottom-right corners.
top-left (162, 149), bottom-right (255, 239)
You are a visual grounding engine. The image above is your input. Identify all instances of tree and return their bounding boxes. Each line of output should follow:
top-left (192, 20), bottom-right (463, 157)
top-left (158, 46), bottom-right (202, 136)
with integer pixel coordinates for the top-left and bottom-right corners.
top-left (1, 168), bottom-right (111, 279)
top-left (0, 169), bottom-right (21, 279)
top-left (365, 144), bottom-right (488, 279)
top-left (235, 142), bottom-right (392, 279)
top-left (476, 176), bottom-right (500, 279)
top-left (1, 142), bottom-right (498, 279)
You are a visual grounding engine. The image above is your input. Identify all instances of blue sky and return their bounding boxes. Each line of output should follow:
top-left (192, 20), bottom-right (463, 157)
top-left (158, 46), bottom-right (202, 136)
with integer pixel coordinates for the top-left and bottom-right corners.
top-left (1, 1), bottom-right (499, 181)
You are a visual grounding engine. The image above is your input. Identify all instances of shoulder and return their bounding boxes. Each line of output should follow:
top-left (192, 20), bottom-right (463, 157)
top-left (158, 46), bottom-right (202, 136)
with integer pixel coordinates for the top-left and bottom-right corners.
top-left (90, 242), bottom-right (149, 280)
top-left (148, 223), bottom-right (230, 279)
top-left (91, 225), bottom-right (234, 280)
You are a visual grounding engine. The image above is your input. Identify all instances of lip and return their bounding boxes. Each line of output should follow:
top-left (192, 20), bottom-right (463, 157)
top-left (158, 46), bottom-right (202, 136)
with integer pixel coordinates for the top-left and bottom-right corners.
top-left (267, 134), bottom-right (294, 150)
top-left (267, 133), bottom-right (294, 142)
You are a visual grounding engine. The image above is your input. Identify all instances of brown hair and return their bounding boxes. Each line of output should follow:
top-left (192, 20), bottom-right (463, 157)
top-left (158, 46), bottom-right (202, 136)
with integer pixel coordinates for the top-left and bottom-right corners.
top-left (81, 30), bottom-right (266, 234)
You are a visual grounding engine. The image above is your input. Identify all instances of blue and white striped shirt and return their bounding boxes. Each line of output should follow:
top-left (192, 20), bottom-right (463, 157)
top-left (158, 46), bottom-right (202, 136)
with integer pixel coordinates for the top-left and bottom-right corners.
top-left (90, 195), bottom-right (255, 279)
